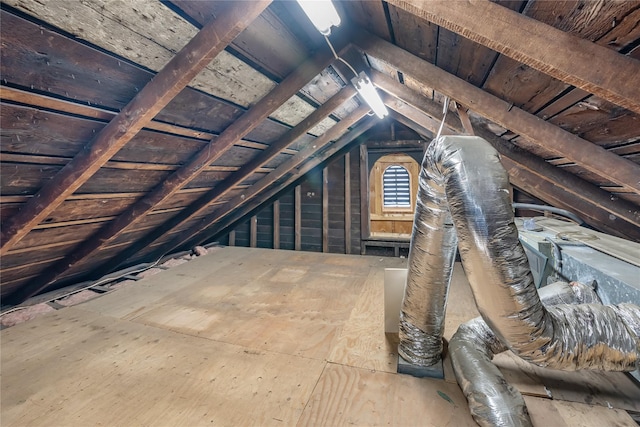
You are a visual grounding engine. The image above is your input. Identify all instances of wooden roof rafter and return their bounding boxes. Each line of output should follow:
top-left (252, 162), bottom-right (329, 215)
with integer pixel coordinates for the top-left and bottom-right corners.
top-left (87, 85), bottom-right (359, 277)
top-left (7, 9), bottom-right (352, 304)
top-left (353, 30), bottom-right (640, 194)
top-left (374, 73), bottom-right (640, 240)
top-left (182, 116), bottom-right (378, 252)
top-left (386, 0), bottom-right (640, 114)
top-left (386, 111), bottom-right (434, 140)
top-left (0, 86), bottom-right (297, 155)
top-left (0, 0), bottom-right (272, 256)
top-left (153, 105), bottom-right (373, 258)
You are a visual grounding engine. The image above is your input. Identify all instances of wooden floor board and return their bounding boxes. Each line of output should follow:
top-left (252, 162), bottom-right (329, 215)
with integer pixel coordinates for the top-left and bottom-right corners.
top-left (298, 362), bottom-right (478, 426)
top-left (328, 268), bottom-right (399, 373)
top-left (131, 249), bottom-right (382, 360)
top-left (329, 262), bottom-right (478, 376)
top-left (1, 306), bottom-right (324, 427)
top-left (78, 246), bottom-right (245, 319)
top-left (1, 247), bottom-right (637, 426)
top-left (524, 396), bottom-right (638, 427)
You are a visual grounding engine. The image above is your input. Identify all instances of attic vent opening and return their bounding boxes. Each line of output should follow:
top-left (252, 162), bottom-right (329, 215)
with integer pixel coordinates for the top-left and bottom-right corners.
top-left (383, 165), bottom-right (411, 208)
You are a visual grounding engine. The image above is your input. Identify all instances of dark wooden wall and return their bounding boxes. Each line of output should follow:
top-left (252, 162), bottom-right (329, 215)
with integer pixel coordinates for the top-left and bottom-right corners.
top-left (218, 145), bottom-right (362, 255)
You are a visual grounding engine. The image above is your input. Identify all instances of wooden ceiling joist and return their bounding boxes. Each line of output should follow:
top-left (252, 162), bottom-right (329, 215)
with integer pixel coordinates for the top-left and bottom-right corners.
top-left (187, 117), bottom-right (378, 251)
top-left (7, 47), bottom-right (337, 304)
top-left (386, 0), bottom-right (640, 114)
top-left (354, 30), bottom-right (640, 194)
top-left (375, 73), bottom-right (640, 241)
top-left (87, 86), bottom-right (358, 277)
top-left (0, 0), bottom-right (272, 256)
top-left (156, 105), bottom-right (372, 257)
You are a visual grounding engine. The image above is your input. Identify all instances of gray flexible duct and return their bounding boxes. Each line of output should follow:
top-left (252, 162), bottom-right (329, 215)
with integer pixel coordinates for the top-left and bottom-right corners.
top-left (399, 135), bottom-right (640, 424)
top-left (398, 143), bottom-right (458, 365)
top-left (450, 281), bottom-right (601, 427)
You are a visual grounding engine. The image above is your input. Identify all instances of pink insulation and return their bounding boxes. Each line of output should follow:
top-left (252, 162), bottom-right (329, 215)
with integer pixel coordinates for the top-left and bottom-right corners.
top-left (161, 258), bottom-right (189, 268)
top-left (1, 303), bottom-right (55, 327)
top-left (57, 289), bottom-right (101, 306)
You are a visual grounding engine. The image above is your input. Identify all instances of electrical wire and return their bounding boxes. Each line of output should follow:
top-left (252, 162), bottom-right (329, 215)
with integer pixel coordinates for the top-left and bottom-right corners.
top-left (435, 96), bottom-right (450, 140)
top-left (324, 34), bottom-right (358, 78)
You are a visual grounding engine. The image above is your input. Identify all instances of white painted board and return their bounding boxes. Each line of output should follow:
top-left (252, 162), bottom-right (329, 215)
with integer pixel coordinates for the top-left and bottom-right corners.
top-left (384, 268), bottom-right (407, 333)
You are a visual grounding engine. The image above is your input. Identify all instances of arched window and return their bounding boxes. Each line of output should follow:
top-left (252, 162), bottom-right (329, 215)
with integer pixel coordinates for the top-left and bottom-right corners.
top-left (369, 154), bottom-right (419, 236)
top-left (383, 165), bottom-right (411, 207)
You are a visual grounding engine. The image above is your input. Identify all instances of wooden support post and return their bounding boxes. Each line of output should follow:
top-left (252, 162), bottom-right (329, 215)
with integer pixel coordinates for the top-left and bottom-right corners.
top-left (386, 0), bottom-right (640, 114)
top-left (357, 33), bottom-right (640, 193)
top-left (359, 144), bottom-right (370, 254)
top-left (455, 102), bottom-right (474, 136)
top-left (295, 185), bottom-right (302, 251)
top-left (250, 215), bottom-right (257, 248)
top-left (273, 200), bottom-right (280, 250)
top-left (0, 0), bottom-right (272, 255)
top-left (344, 152), bottom-right (351, 255)
top-left (323, 167), bottom-right (329, 253)
top-left (228, 230), bottom-right (236, 247)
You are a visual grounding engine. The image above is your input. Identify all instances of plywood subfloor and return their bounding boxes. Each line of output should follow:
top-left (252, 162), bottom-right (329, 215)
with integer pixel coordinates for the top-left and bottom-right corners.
top-left (1, 247), bottom-right (637, 426)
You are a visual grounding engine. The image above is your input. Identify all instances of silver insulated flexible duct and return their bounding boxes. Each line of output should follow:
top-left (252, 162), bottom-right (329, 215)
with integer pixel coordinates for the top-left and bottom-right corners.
top-left (450, 281), bottom-right (602, 427)
top-left (398, 135), bottom-right (640, 425)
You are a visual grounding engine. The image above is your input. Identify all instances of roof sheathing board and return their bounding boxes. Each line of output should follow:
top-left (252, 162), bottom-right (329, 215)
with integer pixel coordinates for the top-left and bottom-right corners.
top-left (4, 0), bottom-right (338, 134)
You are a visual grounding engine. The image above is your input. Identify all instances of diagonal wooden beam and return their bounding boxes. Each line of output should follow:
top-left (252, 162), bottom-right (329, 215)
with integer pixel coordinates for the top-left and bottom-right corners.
top-left (495, 143), bottom-right (640, 242)
top-left (89, 86), bottom-right (357, 276)
top-left (386, 0), bottom-right (640, 114)
top-left (354, 30), bottom-right (640, 193)
top-left (390, 103), bottom-right (640, 241)
top-left (8, 48), bottom-right (337, 304)
top-left (0, 0), bottom-right (272, 255)
top-left (161, 108), bottom-right (373, 254)
top-left (375, 75), bottom-right (640, 240)
top-left (384, 96), bottom-right (454, 136)
top-left (387, 110), bottom-right (433, 139)
top-left (185, 116), bottom-right (378, 251)
top-left (502, 159), bottom-right (639, 241)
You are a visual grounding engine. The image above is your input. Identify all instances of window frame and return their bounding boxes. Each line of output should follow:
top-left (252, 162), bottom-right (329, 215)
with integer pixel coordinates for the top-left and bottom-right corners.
top-left (369, 153), bottom-right (419, 224)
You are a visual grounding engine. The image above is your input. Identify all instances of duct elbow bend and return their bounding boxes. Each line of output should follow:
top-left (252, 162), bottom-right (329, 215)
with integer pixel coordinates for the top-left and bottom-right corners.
top-left (432, 135), bottom-right (639, 371)
top-left (400, 135), bottom-right (640, 425)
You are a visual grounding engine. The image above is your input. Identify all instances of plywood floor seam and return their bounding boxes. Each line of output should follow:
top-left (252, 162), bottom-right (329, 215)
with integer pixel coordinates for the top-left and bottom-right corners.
top-left (2, 247), bottom-right (637, 426)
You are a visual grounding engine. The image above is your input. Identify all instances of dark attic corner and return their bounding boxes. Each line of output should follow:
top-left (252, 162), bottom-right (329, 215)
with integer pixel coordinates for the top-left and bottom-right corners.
top-left (1, 0), bottom-right (639, 426)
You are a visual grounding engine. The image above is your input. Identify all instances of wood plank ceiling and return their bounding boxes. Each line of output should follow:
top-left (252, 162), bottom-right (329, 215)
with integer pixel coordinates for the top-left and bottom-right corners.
top-left (1, 0), bottom-right (639, 304)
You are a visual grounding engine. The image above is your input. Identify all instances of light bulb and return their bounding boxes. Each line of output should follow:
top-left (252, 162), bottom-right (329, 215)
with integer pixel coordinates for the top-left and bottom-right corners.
top-left (351, 72), bottom-right (388, 119)
top-left (296, 0), bottom-right (341, 35)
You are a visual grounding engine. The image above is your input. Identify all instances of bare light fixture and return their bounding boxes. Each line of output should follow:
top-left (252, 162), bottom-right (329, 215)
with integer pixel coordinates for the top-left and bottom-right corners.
top-left (351, 72), bottom-right (389, 119)
top-left (296, 0), bottom-right (341, 35)
top-left (297, 0), bottom-right (388, 120)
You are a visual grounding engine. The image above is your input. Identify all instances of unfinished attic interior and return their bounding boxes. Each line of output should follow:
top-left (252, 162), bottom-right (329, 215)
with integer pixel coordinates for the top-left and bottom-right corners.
top-left (1, 0), bottom-right (640, 425)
